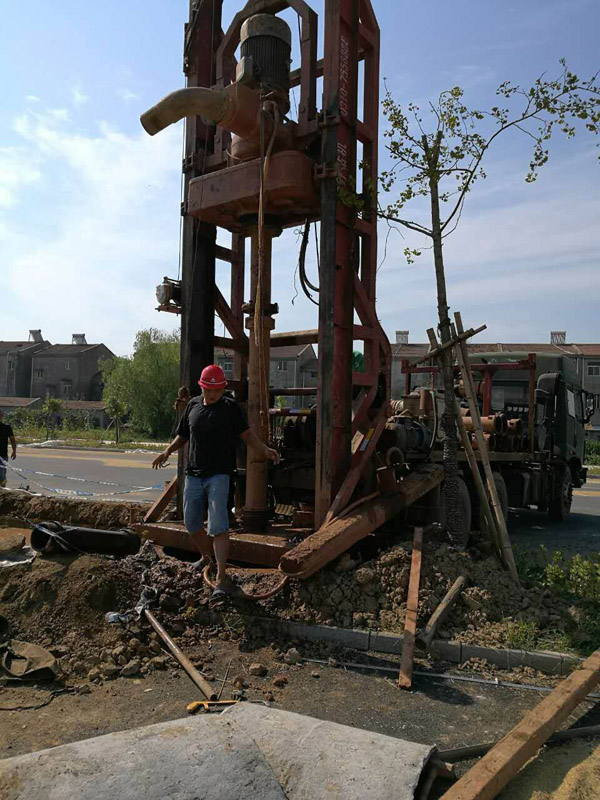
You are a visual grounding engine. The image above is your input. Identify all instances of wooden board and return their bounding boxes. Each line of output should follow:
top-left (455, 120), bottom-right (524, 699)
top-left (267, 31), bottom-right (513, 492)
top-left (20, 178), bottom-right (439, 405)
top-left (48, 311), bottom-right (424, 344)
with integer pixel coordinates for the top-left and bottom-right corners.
top-left (143, 476), bottom-right (178, 524)
top-left (419, 573), bottom-right (468, 651)
top-left (441, 648), bottom-right (600, 800)
top-left (398, 527), bottom-right (423, 689)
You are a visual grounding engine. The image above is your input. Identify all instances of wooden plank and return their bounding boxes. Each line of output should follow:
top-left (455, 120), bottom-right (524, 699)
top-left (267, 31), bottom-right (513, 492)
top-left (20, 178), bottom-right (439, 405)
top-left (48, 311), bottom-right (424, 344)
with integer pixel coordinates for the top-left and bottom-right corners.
top-left (414, 324), bottom-right (487, 365)
top-left (419, 573), bottom-right (468, 651)
top-left (441, 648), bottom-right (600, 800)
top-left (281, 466), bottom-right (443, 579)
top-left (143, 477), bottom-right (178, 524)
top-left (324, 406), bottom-right (389, 523)
top-left (453, 314), bottom-right (519, 584)
top-left (398, 527), bottom-right (423, 689)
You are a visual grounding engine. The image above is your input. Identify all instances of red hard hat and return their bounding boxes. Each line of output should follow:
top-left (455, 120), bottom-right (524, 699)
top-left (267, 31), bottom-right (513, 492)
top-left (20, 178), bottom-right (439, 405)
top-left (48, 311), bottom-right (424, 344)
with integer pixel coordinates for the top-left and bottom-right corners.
top-left (198, 364), bottom-right (227, 389)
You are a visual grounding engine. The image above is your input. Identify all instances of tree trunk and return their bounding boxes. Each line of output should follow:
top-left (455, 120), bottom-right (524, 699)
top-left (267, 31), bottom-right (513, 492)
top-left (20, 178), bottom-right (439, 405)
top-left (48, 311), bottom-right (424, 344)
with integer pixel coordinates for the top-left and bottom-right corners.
top-left (428, 154), bottom-right (465, 546)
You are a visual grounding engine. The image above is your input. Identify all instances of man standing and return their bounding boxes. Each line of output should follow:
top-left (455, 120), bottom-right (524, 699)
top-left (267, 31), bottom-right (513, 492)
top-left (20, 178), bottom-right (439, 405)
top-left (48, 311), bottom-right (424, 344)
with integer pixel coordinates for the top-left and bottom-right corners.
top-left (152, 365), bottom-right (279, 599)
top-left (0, 411), bottom-right (17, 488)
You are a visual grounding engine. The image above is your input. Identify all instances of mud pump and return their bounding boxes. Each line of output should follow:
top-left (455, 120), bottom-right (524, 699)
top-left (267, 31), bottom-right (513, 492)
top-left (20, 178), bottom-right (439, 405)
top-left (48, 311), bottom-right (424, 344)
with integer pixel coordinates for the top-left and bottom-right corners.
top-left (136, 0), bottom-right (443, 593)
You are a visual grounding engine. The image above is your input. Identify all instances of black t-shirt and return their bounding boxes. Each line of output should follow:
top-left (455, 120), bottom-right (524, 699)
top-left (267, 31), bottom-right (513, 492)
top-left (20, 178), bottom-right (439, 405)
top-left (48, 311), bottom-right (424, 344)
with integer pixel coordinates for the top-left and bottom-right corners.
top-left (0, 422), bottom-right (14, 461)
top-left (176, 396), bottom-right (249, 478)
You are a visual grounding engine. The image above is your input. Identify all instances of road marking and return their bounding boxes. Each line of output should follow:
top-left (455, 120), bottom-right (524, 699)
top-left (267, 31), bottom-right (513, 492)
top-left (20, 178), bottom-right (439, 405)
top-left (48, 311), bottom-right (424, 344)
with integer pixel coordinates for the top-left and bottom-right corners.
top-left (574, 490), bottom-right (600, 496)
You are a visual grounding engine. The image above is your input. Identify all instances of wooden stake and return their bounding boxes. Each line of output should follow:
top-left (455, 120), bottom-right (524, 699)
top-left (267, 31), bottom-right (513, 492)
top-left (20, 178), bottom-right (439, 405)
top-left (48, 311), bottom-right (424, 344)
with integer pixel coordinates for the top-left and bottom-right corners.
top-left (452, 314), bottom-right (519, 585)
top-left (441, 649), bottom-right (600, 800)
top-left (398, 526), bottom-right (423, 689)
top-left (419, 572), bottom-right (468, 651)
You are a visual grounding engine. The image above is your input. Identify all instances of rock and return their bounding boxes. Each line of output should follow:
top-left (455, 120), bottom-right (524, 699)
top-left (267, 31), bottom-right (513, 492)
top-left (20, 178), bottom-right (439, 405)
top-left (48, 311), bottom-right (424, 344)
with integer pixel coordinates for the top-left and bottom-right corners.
top-left (112, 645), bottom-right (128, 661)
top-left (87, 667), bottom-right (102, 681)
top-left (50, 645), bottom-right (69, 657)
top-left (0, 532), bottom-right (25, 554)
top-left (334, 553), bottom-right (357, 573)
top-left (272, 675), bottom-right (288, 688)
top-left (128, 638), bottom-right (141, 652)
top-left (78, 683), bottom-right (91, 695)
top-left (150, 656), bottom-right (169, 670)
top-left (249, 663), bottom-right (267, 677)
top-left (232, 689), bottom-right (246, 700)
top-left (521, 597), bottom-right (531, 610)
top-left (120, 659), bottom-right (141, 677)
top-left (101, 648), bottom-right (113, 662)
top-left (284, 648), bottom-right (301, 665)
top-left (233, 676), bottom-right (248, 689)
top-left (355, 567), bottom-right (375, 586)
top-left (101, 663), bottom-right (119, 678)
top-left (311, 671), bottom-right (320, 679)
top-left (149, 641), bottom-right (162, 655)
top-left (264, 691), bottom-right (275, 702)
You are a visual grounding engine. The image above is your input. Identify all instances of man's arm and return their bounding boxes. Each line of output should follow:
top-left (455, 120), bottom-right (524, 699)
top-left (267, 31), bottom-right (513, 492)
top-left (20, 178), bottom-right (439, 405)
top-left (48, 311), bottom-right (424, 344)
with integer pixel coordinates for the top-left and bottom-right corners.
top-left (9, 436), bottom-right (16, 460)
top-left (240, 429), bottom-right (280, 464)
top-left (152, 435), bottom-right (187, 469)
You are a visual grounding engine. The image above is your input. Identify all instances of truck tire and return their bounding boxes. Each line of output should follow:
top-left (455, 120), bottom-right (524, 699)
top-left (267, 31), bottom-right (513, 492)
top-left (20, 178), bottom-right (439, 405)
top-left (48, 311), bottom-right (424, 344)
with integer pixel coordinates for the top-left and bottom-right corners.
top-left (477, 471), bottom-right (509, 535)
top-left (548, 464), bottom-right (572, 522)
top-left (436, 477), bottom-right (472, 547)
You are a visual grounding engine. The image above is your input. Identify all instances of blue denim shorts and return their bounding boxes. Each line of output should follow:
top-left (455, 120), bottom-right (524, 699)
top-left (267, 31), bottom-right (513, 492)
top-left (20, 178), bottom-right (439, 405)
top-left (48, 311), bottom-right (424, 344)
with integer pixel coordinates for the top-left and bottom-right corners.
top-left (183, 474), bottom-right (230, 537)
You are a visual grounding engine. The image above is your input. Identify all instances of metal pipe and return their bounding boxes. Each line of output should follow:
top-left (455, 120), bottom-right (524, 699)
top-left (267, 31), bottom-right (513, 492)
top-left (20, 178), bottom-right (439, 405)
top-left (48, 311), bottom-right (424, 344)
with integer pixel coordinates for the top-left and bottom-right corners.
top-left (144, 608), bottom-right (217, 700)
top-left (141, 87), bottom-right (229, 135)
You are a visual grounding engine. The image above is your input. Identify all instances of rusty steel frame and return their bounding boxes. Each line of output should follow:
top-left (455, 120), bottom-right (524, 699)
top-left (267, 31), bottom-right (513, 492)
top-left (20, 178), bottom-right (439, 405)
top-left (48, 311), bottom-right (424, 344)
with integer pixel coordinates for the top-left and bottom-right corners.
top-left (163, 0), bottom-right (394, 578)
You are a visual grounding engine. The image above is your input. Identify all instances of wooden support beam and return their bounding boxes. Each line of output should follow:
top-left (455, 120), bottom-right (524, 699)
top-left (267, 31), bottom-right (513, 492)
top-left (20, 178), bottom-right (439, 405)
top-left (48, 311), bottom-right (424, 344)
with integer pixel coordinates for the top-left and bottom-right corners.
top-left (143, 477), bottom-right (178, 524)
top-left (415, 324), bottom-right (487, 366)
top-left (281, 465), bottom-right (443, 579)
top-left (452, 314), bottom-right (519, 584)
top-left (324, 406), bottom-right (389, 524)
top-left (214, 336), bottom-right (248, 354)
top-left (215, 244), bottom-right (234, 262)
top-left (215, 286), bottom-right (248, 344)
top-left (441, 648), bottom-right (600, 800)
top-left (271, 329), bottom-right (318, 347)
top-left (419, 573), bottom-right (468, 651)
top-left (398, 526), bottom-right (423, 690)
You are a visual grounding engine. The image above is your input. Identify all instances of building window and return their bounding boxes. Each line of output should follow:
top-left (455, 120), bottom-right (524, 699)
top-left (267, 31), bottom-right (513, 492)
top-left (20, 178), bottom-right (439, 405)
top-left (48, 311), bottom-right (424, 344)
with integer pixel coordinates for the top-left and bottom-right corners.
top-left (62, 384), bottom-right (71, 398)
top-left (277, 361), bottom-right (288, 371)
top-left (587, 361), bottom-right (600, 377)
top-left (36, 369), bottom-right (44, 379)
top-left (8, 360), bottom-right (13, 370)
top-left (221, 359), bottom-right (233, 374)
top-left (65, 361), bottom-right (70, 371)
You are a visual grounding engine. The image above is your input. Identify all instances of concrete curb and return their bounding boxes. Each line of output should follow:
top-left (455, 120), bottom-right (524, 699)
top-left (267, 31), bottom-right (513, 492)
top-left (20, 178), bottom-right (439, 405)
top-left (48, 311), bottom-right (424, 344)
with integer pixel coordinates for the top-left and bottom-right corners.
top-left (196, 611), bottom-right (584, 677)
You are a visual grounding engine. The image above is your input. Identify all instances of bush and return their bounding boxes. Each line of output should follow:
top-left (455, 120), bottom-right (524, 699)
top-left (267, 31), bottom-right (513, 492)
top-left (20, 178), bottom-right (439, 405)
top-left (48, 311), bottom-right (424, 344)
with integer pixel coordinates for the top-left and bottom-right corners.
top-left (586, 440), bottom-right (600, 465)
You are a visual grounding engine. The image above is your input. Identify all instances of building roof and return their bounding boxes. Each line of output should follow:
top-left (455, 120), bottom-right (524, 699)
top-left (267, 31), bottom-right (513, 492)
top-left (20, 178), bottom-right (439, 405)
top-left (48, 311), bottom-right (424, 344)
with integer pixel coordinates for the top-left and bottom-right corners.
top-left (215, 344), bottom-right (315, 359)
top-left (393, 342), bottom-right (600, 359)
top-left (0, 341), bottom-right (47, 356)
top-left (0, 396), bottom-right (41, 408)
top-left (61, 400), bottom-right (106, 411)
top-left (33, 344), bottom-right (105, 356)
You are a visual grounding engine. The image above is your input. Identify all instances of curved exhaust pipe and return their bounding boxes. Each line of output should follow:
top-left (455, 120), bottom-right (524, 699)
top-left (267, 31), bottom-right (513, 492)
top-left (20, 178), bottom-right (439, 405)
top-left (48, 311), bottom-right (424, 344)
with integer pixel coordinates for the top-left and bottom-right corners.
top-left (140, 87), bottom-right (229, 136)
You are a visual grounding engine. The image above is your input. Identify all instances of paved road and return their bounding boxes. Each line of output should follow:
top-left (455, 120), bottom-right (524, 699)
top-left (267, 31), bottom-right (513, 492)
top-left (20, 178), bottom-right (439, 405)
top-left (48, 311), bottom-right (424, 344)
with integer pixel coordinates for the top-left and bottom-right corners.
top-left (4, 446), bottom-right (176, 504)
top-left (4, 448), bottom-right (599, 552)
top-left (509, 478), bottom-right (600, 556)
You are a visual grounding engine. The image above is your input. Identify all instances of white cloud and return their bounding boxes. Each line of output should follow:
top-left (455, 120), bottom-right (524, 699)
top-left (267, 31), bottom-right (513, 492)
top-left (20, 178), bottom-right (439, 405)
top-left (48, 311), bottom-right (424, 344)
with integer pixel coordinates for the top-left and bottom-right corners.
top-left (71, 86), bottom-right (89, 105)
top-left (117, 87), bottom-right (140, 103)
top-left (0, 147), bottom-right (42, 209)
top-left (4, 104), bottom-right (182, 354)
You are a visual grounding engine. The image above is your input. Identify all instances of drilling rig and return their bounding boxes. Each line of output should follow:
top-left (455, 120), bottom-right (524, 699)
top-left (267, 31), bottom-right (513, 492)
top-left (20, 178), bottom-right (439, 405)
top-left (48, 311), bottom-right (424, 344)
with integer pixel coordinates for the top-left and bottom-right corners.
top-left (136, 0), bottom-right (443, 590)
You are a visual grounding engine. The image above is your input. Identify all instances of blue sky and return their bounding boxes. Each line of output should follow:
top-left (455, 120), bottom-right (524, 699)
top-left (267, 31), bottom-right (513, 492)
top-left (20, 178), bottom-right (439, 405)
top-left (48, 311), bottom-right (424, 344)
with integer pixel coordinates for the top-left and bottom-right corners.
top-left (1, 0), bottom-right (598, 355)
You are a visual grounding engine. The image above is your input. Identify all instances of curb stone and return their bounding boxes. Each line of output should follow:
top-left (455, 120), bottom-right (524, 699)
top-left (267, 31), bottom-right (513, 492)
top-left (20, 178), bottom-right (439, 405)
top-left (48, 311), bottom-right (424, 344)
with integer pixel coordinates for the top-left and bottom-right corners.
top-left (197, 611), bottom-right (584, 677)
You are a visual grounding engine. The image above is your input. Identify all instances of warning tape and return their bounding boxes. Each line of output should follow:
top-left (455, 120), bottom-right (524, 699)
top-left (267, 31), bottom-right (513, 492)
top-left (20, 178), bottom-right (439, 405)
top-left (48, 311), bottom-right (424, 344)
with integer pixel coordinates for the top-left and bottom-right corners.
top-left (0, 458), bottom-right (164, 498)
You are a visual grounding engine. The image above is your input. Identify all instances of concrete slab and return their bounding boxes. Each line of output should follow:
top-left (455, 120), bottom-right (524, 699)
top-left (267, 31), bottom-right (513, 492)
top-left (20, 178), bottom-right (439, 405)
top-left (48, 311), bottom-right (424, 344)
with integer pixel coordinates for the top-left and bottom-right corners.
top-left (0, 704), bottom-right (435, 800)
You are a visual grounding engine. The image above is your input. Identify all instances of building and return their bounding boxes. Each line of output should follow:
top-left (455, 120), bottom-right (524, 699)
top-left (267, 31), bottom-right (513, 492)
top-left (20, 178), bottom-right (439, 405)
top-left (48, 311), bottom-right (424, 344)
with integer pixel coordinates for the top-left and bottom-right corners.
top-left (215, 344), bottom-right (318, 404)
top-left (0, 330), bottom-right (51, 397)
top-left (0, 396), bottom-right (43, 416)
top-left (391, 330), bottom-right (600, 438)
top-left (30, 335), bottom-right (115, 401)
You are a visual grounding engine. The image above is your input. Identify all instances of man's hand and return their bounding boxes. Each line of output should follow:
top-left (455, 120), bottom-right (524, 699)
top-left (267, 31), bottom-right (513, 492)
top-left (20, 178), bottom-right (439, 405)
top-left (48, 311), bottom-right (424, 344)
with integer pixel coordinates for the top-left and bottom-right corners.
top-left (263, 445), bottom-right (280, 465)
top-left (152, 450), bottom-right (171, 469)
top-left (10, 451), bottom-right (16, 460)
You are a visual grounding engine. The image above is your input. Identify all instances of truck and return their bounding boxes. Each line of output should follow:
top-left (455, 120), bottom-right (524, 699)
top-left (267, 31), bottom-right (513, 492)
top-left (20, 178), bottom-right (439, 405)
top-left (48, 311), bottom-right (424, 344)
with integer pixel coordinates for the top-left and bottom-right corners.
top-left (398, 351), bottom-right (596, 536)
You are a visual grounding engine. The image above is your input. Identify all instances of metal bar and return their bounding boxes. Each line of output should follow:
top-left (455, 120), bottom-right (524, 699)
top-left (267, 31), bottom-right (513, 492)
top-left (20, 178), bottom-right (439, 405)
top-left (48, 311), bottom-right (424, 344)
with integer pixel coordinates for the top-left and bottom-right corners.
top-left (398, 526), bottom-right (423, 690)
top-left (441, 649), bottom-right (600, 800)
top-left (144, 608), bottom-right (217, 701)
top-left (528, 353), bottom-right (536, 451)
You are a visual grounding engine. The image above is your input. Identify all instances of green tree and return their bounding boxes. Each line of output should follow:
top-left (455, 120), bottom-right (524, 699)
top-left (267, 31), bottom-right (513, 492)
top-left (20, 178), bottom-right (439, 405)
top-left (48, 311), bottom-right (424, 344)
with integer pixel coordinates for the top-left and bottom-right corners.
top-left (42, 395), bottom-right (62, 441)
top-left (380, 61), bottom-right (600, 545)
top-left (101, 328), bottom-right (180, 439)
top-left (104, 396), bottom-right (129, 444)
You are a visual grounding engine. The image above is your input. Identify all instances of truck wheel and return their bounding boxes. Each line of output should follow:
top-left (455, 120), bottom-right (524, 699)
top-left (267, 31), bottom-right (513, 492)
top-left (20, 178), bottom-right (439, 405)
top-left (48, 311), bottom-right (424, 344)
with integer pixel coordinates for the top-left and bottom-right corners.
top-left (548, 465), bottom-right (572, 522)
top-left (436, 477), bottom-right (472, 547)
top-left (479, 472), bottom-right (508, 535)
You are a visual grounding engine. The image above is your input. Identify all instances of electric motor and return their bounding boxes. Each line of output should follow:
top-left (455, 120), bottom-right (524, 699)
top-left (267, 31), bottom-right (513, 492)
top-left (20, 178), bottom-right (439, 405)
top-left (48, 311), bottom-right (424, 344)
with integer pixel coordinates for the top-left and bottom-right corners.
top-left (237, 14), bottom-right (292, 106)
